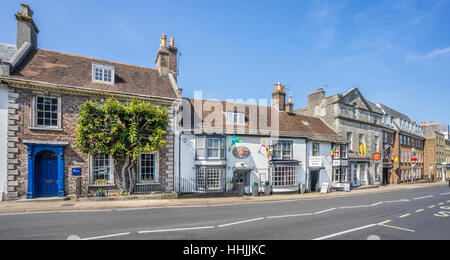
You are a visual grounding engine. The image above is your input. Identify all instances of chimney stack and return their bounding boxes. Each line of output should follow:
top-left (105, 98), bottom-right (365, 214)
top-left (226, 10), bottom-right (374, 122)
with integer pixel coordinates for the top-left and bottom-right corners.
top-left (272, 82), bottom-right (286, 111)
top-left (15, 3), bottom-right (39, 49)
top-left (307, 88), bottom-right (325, 107)
top-left (156, 34), bottom-right (178, 79)
top-left (286, 95), bottom-right (294, 113)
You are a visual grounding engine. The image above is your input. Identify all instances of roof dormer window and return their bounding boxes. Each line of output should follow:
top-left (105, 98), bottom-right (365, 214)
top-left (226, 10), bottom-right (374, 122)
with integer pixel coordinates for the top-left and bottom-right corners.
top-left (92, 63), bottom-right (114, 84)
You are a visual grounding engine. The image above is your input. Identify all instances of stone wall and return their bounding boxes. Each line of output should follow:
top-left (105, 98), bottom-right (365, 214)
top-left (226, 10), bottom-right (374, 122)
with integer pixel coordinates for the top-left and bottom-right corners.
top-left (7, 86), bottom-right (175, 199)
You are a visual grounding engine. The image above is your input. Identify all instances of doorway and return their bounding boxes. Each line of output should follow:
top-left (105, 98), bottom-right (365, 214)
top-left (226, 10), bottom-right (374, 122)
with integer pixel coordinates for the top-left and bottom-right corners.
top-left (310, 170), bottom-right (320, 192)
top-left (234, 171), bottom-right (250, 196)
top-left (35, 150), bottom-right (58, 197)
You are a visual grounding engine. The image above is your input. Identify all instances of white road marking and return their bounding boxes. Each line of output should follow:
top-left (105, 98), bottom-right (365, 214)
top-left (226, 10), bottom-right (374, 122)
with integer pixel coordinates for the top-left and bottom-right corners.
top-left (267, 213), bottom-right (313, 219)
top-left (413, 195), bottom-right (434, 200)
top-left (339, 205), bottom-right (371, 209)
top-left (438, 203), bottom-right (444, 205)
top-left (416, 209), bottom-right (424, 213)
top-left (440, 192), bottom-right (450, 195)
top-left (312, 224), bottom-right (376, 240)
top-left (385, 199), bottom-right (410, 203)
top-left (371, 202), bottom-right (383, 206)
top-left (399, 214), bottom-right (411, 218)
top-left (218, 218), bottom-right (265, 228)
top-left (138, 226), bottom-right (215, 234)
top-left (367, 235), bottom-right (381, 240)
top-left (314, 208), bottom-right (337, 215)
top-left (80, 232), bottom-right (131, 240)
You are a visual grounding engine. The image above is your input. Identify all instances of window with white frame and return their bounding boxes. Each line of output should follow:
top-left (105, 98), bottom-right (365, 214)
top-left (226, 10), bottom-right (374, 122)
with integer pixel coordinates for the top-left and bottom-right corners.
top-left (312, 143), bottom-right (320, 156)
top-left (226, 111), bottom-right (245, 124)
top-left (272, 166), bottom-right (297, 187)
top-left (196, 167), bottom-right (223, 190)
top-left (139, 153), bottom-right (158, 183)
top-left (35, 96), bottom-right (60, 128)
top-left (333, 167), bottom-right (347, 183)
top-left (196, 136), bottom-right (226, 160)
top-left (92, 64), bottom-right (114, 84)
top-left (272, 141), bottom-right (293, 160)
top-left (92, 154), bottom-right (112, 185)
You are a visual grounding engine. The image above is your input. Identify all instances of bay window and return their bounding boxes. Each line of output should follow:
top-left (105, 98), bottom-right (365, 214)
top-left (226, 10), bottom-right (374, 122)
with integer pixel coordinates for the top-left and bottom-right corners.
top-left (196, 167), bottom-right (224, 191)
top-left (272, 166), bottom-right (297, 187)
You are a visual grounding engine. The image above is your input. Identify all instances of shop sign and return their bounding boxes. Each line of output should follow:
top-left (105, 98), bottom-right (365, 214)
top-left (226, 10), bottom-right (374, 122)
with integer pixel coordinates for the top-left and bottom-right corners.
top-left (341, 160), bottom-right (348, 167)
top-left (333, 160), bottom-right (341, 167)
top-left (309, 157), bottom-right (323, 168)
top-left (232, 146), bottom-right (251, 159)
top-left (373, 153), bottom-right (381, 161)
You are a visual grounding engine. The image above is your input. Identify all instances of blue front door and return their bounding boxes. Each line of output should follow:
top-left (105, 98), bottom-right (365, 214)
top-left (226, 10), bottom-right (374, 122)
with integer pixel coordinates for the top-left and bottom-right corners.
top-left (36, 151), bottom-right (58, 197)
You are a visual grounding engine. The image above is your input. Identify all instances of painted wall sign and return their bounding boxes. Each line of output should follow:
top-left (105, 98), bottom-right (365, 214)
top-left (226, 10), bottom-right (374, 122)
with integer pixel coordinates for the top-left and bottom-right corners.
top-left (232, 146), bottom-right (251, 159)
top-left (72, 168), bottom-right (82, 176)
top-left (309, 156), bottom-right (323, 168)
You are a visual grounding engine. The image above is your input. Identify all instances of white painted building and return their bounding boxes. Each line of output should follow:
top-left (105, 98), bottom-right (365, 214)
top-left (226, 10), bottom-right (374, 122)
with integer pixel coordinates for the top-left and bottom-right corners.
top-left (176, 87), bottom-right (346, 195)
top-left (0, 43), bottom-right (17, 200)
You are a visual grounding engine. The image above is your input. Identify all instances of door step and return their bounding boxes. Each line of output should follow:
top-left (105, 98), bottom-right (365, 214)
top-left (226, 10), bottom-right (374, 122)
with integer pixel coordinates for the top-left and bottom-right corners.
top-left (17, 197), bottom-right (70, 202)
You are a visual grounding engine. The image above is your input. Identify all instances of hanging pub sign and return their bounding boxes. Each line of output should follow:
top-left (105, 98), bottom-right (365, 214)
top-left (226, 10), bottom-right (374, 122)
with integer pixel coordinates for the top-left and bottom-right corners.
top-left (373, 153), bottom-right (381, 161)
top-left (232, 146), bottom-right (251, 159)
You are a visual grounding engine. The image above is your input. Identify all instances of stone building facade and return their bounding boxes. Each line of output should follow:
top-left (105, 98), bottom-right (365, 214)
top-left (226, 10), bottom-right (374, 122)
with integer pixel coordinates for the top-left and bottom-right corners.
top-left (0, 4), bottom-right (182, 200)
top-left (296, 88), bottom-right (384, 187)
top-left (422, 123), bottom-right (447, 182)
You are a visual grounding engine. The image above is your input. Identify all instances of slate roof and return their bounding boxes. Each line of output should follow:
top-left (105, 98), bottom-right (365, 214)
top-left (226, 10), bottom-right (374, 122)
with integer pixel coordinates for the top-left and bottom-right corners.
top-left (0, 43), bottom-right (16, 75)
top-left (6, 48), bottom-right (177, 99)
top-left (182, 98), bottom-right (346, 143)
top-left (377, 103), bottom-right (411, 120)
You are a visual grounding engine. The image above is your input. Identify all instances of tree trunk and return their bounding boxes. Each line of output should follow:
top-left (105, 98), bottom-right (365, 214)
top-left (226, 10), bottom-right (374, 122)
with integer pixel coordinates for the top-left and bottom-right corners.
top-left (121, 156), bottom-right (131, 193)
top-left (127, 160), bottom-right (136, 195)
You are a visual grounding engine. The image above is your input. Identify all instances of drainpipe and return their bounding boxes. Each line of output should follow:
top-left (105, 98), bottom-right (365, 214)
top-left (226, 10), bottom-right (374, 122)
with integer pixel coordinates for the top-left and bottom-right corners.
top-left (305, 139), bottom-right (309, 193)
top-left (178, 131), bottom-right (182, 194)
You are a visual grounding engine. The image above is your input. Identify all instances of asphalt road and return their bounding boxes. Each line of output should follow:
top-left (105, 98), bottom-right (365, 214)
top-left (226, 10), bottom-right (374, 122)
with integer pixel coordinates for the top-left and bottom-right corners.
top-left (0, 184), bottom-right (449, 240)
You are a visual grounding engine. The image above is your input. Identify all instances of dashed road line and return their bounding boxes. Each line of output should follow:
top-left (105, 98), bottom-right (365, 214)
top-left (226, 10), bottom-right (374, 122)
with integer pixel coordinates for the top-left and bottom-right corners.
top-left (429, 205), bottom-right (436, 208)
top-left (440, 192), bottom-right (450, 195)
top-left (138, 226), bottom-right (215, 234)
top-left (314, 208), bottom-right (337, 215)
top-left (416, 209), bottom-right (424, 213)
top-left (399, 214), bottom-right (411, 218)
top-left (218, 218), bottom-right (265, 228)
top-left (339, 205), bottom-right (371, 209)
top-left (385, 199), bottom-right (410, 203)
top-left (438, 203), bottom-right (444, 205)
top-left (267, 213), bottom-right (313, 219)
top-left (312, 224), bottom-right (377, 240)
top-left (79, 232), bottom-right (131, 240)
top-left (413, 195), bottom-right (434, 200)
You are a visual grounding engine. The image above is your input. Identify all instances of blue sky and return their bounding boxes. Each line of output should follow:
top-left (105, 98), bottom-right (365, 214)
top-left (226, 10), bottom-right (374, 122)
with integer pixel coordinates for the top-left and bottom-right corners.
top-left (1, 0), bottom-right (449, 126)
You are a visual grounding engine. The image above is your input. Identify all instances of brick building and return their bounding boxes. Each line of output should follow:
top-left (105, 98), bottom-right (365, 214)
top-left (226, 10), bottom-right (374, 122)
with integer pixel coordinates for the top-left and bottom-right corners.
top-left (376, 104), bottom-right (425, 185)
top-left (0, 4), bottom-right (182, 200)
top-left (421, 122), bottom-right (447, 182)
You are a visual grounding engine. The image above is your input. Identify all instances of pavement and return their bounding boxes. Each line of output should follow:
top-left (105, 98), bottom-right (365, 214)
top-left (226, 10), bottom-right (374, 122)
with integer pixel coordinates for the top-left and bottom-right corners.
top-left (0, 182), bottom-right (447, 214)
top-left (0, 182), bottom-right (449, 240)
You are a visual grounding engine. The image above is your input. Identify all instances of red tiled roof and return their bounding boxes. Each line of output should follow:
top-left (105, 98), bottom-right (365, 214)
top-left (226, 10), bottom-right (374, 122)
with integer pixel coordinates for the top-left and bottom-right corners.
top-left (183, 98), bottom-right (345, 142)
top-left (9, 49), bottom-right (177, 99)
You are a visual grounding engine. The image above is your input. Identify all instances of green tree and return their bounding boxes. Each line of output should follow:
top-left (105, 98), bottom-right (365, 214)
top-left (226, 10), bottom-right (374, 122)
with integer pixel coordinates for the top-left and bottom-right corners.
top-left (75, 98), bottom-right (168, 194)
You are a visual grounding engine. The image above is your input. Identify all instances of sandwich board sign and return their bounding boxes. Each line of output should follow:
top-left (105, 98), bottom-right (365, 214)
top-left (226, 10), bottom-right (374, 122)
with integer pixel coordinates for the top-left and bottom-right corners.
top-left (320, 183), bottom-right (330, 194)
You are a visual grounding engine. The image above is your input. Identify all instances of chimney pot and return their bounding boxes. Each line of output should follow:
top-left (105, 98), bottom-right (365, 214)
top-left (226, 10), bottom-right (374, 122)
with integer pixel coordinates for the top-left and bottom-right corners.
top-left (160, 34), bottom-right (167, 48)
top-left (169, 37), bottom-right (175, 47)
